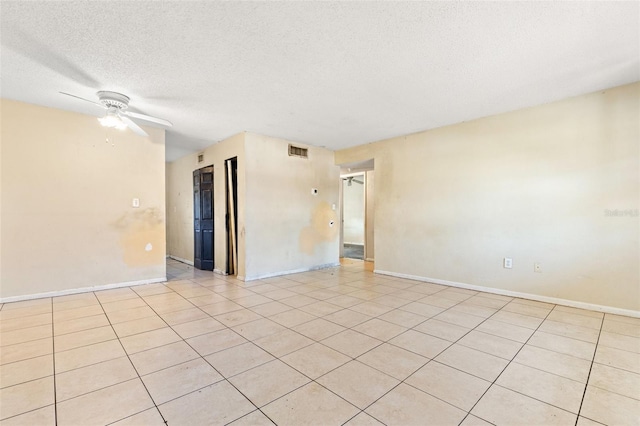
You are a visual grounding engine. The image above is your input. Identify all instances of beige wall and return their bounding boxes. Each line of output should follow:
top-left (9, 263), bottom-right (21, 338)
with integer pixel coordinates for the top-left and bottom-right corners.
top-left (336, 82), bottom-right (640, 312)
top-left (343, 175), bottom-right (365, 245)
top-left (166, 132), bottom-right (246, 277)
top-left (0, 101), bottom-right (3, 285)
top-left (166, 132), bottom-right (339, 280)
top-left (0, 99), bottom-right (166, 300)
top-left (365, 170), bottom-right (375, 260)
top-left (243, 133), bottom-right (340, 279)
top-left (165, 159), bottom-right (194, 264)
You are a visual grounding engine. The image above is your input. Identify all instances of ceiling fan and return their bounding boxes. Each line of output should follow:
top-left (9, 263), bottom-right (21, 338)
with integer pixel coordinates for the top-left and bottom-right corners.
top-left (343, 176), bottom-right (364, 186)
top-left (60, 91), bottom-right (172, 137)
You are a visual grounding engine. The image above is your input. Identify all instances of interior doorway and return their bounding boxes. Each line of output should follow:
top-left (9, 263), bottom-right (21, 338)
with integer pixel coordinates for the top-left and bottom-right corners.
top-left (341, 173), bottom-right (365, 260)
top-left (193, 165), bottom-right (214, 270)
top-left (339, 159), bottom-right (375, 263)
top-left (225, 157), bottom-right (238, 275)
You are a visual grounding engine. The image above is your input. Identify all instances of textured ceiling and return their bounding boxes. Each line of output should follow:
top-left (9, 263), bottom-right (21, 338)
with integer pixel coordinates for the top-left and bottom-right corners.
top-left (1, 2), bottom-right (638, 162)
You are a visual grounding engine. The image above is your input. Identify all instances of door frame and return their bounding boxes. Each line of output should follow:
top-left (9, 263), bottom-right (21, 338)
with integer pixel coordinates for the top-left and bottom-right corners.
top-left (193, 165), bottom-right (214, 271)
top-left (225, 157), bottom-right (238, 276)
top-left (340, 171), bottom-right (366, 260)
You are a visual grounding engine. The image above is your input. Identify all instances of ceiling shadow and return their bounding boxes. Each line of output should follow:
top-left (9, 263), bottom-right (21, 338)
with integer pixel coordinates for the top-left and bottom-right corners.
top-left (1, 24), bottom-right (99, 87)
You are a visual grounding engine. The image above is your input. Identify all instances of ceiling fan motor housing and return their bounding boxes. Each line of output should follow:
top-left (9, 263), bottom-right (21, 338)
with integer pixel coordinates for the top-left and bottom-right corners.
top-left (97, 91), bottom-right (130, 110)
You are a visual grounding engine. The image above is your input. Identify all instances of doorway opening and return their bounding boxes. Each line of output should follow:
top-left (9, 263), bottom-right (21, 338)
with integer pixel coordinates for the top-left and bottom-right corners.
top-left (193, 165), bottom-right (214, 271)
top-left (225, 157), bottom-right (238, 276)
top-left (341, 173), bottom-right (365, 260)
top-left (339, 159), bottom-right (375, 265)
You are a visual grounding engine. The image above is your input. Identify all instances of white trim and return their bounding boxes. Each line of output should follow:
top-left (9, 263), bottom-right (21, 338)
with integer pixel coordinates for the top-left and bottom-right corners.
top-left (244, 262), bottom-right (341, 281)
top-left (340, 171), bottom-right (366, 179)
top-left (168, 255), bottom-right (194, 266)
top-left (344, 242), bottom-right (365, 247)
top-left (374, 269), bottom-right (640, 319)
top-left (213, 268), bottom-right (228, 276)
top-left (365, 258), bottom-right (375, 262)
top-left (0, 277), bottom-right (167, 304)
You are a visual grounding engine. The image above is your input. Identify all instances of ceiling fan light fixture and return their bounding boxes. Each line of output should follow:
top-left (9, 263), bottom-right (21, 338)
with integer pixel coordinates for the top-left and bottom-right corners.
top-left (98, 110), bottom-right (127, 130)
top-left (60, 91), bottom-right (171, 136)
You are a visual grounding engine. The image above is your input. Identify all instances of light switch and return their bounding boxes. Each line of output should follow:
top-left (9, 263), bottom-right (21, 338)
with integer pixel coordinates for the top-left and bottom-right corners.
top-left (132, 198), bottom-right (140, 208)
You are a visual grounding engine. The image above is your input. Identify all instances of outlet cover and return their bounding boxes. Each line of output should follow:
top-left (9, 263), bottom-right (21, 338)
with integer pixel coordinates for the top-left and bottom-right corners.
top-left (503, 258), bottom-right (513, 269)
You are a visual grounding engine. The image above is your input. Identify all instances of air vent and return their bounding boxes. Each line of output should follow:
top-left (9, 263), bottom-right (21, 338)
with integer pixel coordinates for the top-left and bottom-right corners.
top-left (197, 153), bottom-right (204, 163)
top-left (288, 144), bottom-right (308, 159)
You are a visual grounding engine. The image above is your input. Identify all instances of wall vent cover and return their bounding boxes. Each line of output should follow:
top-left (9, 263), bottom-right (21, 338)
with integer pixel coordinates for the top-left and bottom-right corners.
top-left (197, 153), bottom-right (204, 163)
top-left (288, 144), bottom-right (308, 158)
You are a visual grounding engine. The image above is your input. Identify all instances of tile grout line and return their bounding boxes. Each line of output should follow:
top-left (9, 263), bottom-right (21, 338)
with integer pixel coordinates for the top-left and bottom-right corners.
top-left (574, 311), bottom-right (605, 425)
top-left (178, 277), bottom-right (354, 425)
top-left (130, 282), bottom-right (272, 425)
top-left (223, 410), bottom-right (277, 426)
top-left (334, 287), bottom-right (514, 425)
top-left (258, 272), bottom-right (616, 421)
top-left (170, 266), bottom-right (532, 425)
top-left (596, 326), bottom-right (640, 343)
top-left (0, 312), bottom-right (58, 424)
top-left (93, 291), bottom-right (169, 426)
top-left (51, 297), bottom-right (58, 426)
top-left (3, 260), bottom-right (636, 425)
top-left (457, 303), bottom-right (569, 425)
top-left (388, 294), bottom-right (528, 415)
top-left (174, 267), bottom-right (395, 423)
top-left (358, 296), bottom-right (507, 424)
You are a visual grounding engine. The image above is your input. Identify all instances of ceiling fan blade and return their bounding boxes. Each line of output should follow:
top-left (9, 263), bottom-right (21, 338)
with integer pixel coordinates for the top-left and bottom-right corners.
top-left (122, 110), bottom-right (172, 127)
top-left (121, 116), bottom-right (148, 137)
top-left (59, 92), bottom-right (105, 108)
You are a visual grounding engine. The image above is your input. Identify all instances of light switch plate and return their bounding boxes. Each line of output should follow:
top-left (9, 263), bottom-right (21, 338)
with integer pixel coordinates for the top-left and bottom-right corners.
top-left (132, 198), bottom-right (140, 208)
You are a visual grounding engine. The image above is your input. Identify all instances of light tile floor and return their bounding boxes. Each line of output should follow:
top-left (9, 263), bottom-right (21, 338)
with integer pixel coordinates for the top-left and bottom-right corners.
top-left (1, 258), bottom-right (639, 425)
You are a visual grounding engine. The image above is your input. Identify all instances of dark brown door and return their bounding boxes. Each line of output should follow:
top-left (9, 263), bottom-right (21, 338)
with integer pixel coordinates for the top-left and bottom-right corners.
top-left (194, 166), bottom-right (214, 271)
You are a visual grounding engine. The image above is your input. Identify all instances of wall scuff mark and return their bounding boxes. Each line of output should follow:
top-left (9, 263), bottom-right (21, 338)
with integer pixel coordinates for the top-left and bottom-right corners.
top-left (111, 207), bottom-right (164, 266)
top-left (300, 202), bottom-right (338, 255)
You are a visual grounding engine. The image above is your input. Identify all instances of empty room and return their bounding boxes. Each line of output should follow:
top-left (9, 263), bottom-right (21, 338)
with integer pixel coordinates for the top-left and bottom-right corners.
top-left (0, 2), bottom-right (638, 425)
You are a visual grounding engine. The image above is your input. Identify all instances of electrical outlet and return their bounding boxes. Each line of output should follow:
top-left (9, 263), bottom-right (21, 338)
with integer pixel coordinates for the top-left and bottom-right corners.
top-left (132, 198), bottom-right (140, 208)
top-left (534, 263), bottom-right (542, 273)
top-left (503, 258), bottom-right (513, 269)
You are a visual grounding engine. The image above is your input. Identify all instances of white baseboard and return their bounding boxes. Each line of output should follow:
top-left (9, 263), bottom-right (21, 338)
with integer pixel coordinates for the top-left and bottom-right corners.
top-left (168, 255), bottom-right (194, 266)
top-left (344, 242), bottom-right (365, 246)
top-left (244, 262), bottom-right (341, 281)
top-left (374, 269), bottom-right (640, 319)
top-left (0, 277), bottom-right (167, 304)
top-left (365, 258), bottom-right (375, 262)
top-left (213, 269), bottom-right (229, 276)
